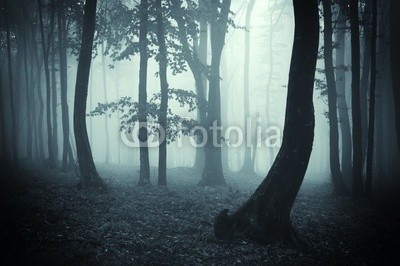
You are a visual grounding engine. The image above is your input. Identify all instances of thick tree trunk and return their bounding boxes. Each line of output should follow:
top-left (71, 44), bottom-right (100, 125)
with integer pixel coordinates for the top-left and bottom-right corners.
top-left (38, 0), bottom-right (56, 168)
top-left (214, 0), bottom-right (319, 245)
top-left (335, 5), bottom-right (353, 181)
top-left (155, 0), bottom-right (168, 186)
top-left (101, 43), bottom-right (110, 164)
top-left (137, 0), bottom-right (151, 186)
top-left (365, 0), bottom-right (377, 196)
top-left (241, 0), bottom-right (256, 173)
top-left (390, 0), bottom-right (400, 155)
top-left (350, 0), bottom-right (363, 195)
top-left (5, 5), bottom-right (17, 163)
top-left (58, 0), bottom-right (73, 171)
top-left (323, 0), bottom-right (349, 194)
top-left (73, 0), bottom-right (105, 188)
top-left (199, 0), bottom-right (231, 186)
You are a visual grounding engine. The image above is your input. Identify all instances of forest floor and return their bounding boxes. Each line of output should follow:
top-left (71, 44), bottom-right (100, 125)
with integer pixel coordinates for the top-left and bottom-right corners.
top-left (1, 161), bottom-right (400, 265)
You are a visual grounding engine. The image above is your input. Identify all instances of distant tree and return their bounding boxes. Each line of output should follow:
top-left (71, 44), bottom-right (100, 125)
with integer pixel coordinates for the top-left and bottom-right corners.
top-left (241, 0), bottom-right (256, 174)
top-left (214, 0), bottom-right (319, 244)
top-left (390, 0), bottom-right (400, 155)
top-left (349, 0), bottom-right (363, 195)
top-left (322, 0), bottom-right (349, 194)
top-left (73, 0), bottom-right (105, 188)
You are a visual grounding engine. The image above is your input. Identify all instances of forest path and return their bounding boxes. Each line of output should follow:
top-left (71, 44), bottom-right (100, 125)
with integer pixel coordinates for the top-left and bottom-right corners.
top-left (0, 161), bottom-right (399, 265)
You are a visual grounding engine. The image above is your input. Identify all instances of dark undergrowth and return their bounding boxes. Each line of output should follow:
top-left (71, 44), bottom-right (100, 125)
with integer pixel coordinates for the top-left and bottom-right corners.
top-left (1, 160), bottom-right (399, 265)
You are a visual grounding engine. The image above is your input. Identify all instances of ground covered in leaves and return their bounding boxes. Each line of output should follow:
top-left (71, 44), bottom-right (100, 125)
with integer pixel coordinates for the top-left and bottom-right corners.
top-left (1, 161), bottom-right (399, 265)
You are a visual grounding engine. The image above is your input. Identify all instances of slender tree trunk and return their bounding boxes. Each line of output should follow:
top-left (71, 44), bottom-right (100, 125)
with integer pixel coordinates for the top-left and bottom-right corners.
top-left (241, 0), bottom-right (256, 173)
top-left (360, 0), bottom-right (372, 162)
top-left (335, 5), bottom-right (353, 181)
top-left (5, 5), bottom-right (17, 163)
top-left (214, 0), bottom-right (319, 244)
top-left (38, 0), bottom-right (56, 168)
top-left (137, 0), bottom-right (151, 186)
top-left (58, 0), bottom-right (73, 171)
top-left (199, 0), bottom-right (231, 186)
top-left (323, 0), bottom-right (349, 194)
top-left (390, 0), bottom-right (400, 155)
top-left (365, 0), bottom-right (377, 196)
top-left (73, 0), bottom-right (105, 188)
top-left (115, 64), bottom-right (121, 165)
top-left (51, 24), bottom-right (58, 163)
top-left (350, 0), bottom-right (363, 195)
top-left (101, 42), bottom-right (110, 164)
top-left (22, 16), bottom-right (33, 162)
top-left (0, 59), bottom-right (6, 159)
top-left (155, 0), bottom-right (168, 186)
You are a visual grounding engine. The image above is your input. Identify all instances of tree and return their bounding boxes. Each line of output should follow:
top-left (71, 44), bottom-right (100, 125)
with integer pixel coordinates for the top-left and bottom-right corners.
top-left (137, 0), bottom-right (151, 186)
top-left (365, 0), bottom-right (377, 196)
top-left (199, 0), bottom-right (231, 186)
top-left (390, 0), bottom-right (400, 155)
top-left (38, 0), bottom-right (56, 168)
top-left (101, 42), bottom-right (110, 164)
top-left (349, 0), bottom-right (363, 195)
top-left (155, 0), bottom-right (169, 186)
top-left (214, 0), bottom-right (319, 244)
top-left (322, 0), bottom-right (349, 194)
top-left (58, 0), bottom-right (74, 171)
top-left (241, 0), bottom-right (256, 173)
top-left (73, 0), bottom-right (105, 188)
top-left (334, 2), bottom-right (352, 180)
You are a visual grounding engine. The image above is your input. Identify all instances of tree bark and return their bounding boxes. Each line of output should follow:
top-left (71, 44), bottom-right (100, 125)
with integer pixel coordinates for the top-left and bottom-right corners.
top-left (241, 0), bottom-right (256, 173)
top-left (214, 0), bottom-right (319, 245)
top-left (73, 0), bottom-right (105, 188)
top-left (5, 4), bottom-right (18, 163)
top-left (323, 0), bottom-right (349, 194)
top-left (155, 0), bottom-right (168, 186)
top-left (390, 0), bottom-right (400, 155)
top-left (137, 0), bottom-right (151, 186)
top-left (199, 0), bottom-right (231, 186)
top-left (365, 0), bottom-right (377, 196)
top-left (350, 0), bottom-right (363, 195)
top-left (335, 4), bottom-right (353, 181)
top-left (38, 0), bottom-right (56, 168)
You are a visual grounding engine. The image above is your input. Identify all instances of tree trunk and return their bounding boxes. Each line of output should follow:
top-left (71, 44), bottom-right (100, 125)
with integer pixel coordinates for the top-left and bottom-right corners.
top-left (58, 0), bottom-right (73, 171)
top-left (0, 58), bottom-right (6, 159)
top-left (51, 21), bottom-right (58, 163)
top-left (214, 0), bottom-right (319, 245)
top-left (365, 0), bottom-right (377, 196)
top-left (199, 0), bottom-right (231, 186)
top-left (241, 0), bottom-right (256, 173)
top-left (73, 0), bottom-right (105, 188)
top-left (360, 0), bottom-right (372, 162)
top-left (101, 42), bottom-right (110, 164)
top-left (23, 16), bottom-right (33, 162)
top-left (335, 5), bottom-right (353, 181)
top-left (137, 0), bottom-right (151, 186)
top-left (5, 4), bottom-right (17, 163)
top-left (38, 0), bottom-right (56, 168)
top-left (155, 0), bottom-right (168, 186)
top-left (350, 0), bottom-right (363, 195)
top-left (390, 0), bottom-right (400, 155)
top-left (323, 0), bottom-right (349, 194)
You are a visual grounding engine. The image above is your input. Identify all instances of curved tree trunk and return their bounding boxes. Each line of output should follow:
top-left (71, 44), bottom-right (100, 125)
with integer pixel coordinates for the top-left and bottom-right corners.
top-left (137, 0), bottom-right (151, 186)
top-left (350, 0), bottom-right (363, 195)
top-left (73, 0), bottom-right (105, 188)
top-left (390, 0), bottom-right (400, 155)
top-left (323, 0), bottom-right (349, 194)
top-left (214, 0), bottom-right (319, 245)
top-left (155, 0), bottom-right (169, 186)
top-left (241, 0), bottom-right (256, 173)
